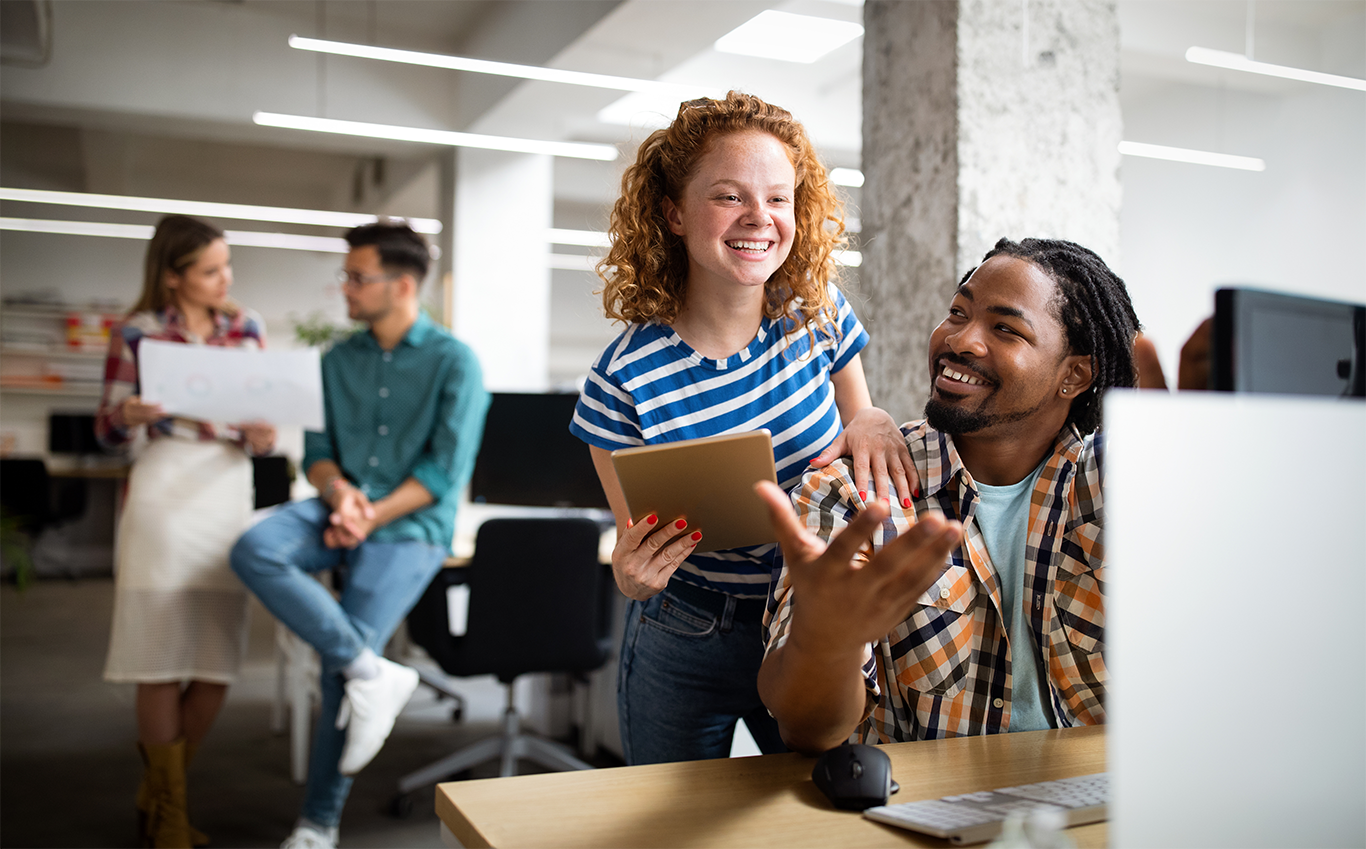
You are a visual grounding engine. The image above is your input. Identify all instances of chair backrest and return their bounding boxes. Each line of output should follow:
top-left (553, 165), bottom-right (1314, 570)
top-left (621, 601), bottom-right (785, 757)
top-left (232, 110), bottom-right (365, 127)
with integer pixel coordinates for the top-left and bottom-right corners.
top-left (408, 517), bottom-right (610, 684)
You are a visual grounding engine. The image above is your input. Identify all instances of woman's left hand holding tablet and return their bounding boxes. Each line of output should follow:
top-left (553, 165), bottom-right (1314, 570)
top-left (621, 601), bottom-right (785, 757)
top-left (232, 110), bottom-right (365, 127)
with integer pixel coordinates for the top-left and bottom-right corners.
top-left (610, 514), bottom-right (702, 600)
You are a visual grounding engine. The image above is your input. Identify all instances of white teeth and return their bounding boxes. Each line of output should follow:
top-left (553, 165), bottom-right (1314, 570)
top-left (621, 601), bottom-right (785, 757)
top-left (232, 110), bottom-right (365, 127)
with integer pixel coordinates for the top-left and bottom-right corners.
top-left (942, 366), bottom-right (985, 386)
top-left (727, 240), bottom-right (770, 252)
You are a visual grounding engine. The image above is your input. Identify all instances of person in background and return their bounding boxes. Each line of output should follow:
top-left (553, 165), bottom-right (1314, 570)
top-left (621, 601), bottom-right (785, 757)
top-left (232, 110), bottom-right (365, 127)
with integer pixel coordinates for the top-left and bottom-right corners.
top-left (97, 214), bottom-right (276, 848)
top-left (570, 91), bottom-right (918, 765)
top-left (758, 238), bottom-right (1140, 753)
top-left (230, 222), bottom-right (488, 849)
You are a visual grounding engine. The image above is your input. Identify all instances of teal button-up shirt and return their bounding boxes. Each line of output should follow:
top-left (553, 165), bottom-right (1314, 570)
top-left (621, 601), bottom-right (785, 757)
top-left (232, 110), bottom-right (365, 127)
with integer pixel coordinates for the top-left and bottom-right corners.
top-left (303, 312), bottom-right (489, 548)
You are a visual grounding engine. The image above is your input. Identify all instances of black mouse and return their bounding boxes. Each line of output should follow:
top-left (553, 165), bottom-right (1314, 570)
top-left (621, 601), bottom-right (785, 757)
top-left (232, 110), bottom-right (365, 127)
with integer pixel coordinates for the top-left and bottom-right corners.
top-left (812, 742), bottom-right (899, 811)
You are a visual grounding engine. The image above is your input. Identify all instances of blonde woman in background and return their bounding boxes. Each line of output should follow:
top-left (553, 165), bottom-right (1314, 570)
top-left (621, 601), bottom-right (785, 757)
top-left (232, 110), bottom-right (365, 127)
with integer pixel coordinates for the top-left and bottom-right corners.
top-left (96, 215), bottom-right (275, 848)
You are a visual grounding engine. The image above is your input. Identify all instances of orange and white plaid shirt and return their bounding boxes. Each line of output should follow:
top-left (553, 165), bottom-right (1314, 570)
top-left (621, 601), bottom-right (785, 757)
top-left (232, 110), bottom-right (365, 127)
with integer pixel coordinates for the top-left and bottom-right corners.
top-left (764, 420), bottom-right (1107, 742)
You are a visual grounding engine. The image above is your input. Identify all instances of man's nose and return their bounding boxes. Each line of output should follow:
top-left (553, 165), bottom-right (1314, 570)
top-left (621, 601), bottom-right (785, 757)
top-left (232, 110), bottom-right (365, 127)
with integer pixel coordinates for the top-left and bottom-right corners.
top-left (946, 322), bottom-right (988, 358)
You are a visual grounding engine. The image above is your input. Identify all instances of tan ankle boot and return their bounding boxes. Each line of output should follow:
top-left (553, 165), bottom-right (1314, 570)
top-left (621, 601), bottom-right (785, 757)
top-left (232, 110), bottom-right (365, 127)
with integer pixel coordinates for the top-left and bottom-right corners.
top-left (137, 742), bottom-right (208, 847)
top-left (137, 739), bottom-right (192, 849)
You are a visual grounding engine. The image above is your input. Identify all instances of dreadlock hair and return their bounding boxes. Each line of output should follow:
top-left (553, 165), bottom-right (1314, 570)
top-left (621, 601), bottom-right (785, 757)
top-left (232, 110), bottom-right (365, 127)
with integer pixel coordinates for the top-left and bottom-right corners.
top-left (970, 237), bottom-right (1141, 434)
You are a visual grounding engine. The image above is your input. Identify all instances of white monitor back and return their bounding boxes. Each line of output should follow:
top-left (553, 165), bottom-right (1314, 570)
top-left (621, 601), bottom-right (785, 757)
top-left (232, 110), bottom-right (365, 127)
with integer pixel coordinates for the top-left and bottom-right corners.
top-left (1105, 391), bottom-right (1365, 848)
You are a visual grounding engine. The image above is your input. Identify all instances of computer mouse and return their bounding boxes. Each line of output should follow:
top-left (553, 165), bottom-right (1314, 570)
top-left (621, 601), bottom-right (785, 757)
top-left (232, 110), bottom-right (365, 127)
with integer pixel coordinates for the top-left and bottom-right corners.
top-left (811, 742), bottom-right (899, 811)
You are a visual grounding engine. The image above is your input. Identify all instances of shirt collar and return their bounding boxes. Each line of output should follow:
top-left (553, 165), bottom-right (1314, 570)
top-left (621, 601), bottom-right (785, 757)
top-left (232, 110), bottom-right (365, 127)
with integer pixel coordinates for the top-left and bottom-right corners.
top-left (159, 304), bottom-right (232, 340)
top-left (361, 310), bottom-right (434, 351)
top-left (914, 420), bottom-right (1085, 499)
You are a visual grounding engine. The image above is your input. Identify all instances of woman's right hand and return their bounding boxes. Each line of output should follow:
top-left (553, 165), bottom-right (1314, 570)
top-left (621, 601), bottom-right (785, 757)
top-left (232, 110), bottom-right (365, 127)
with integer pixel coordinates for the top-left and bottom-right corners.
top-left (610, 514), bottom-right (702, 600)
top-left (121, 395), bottom-right (166, 427)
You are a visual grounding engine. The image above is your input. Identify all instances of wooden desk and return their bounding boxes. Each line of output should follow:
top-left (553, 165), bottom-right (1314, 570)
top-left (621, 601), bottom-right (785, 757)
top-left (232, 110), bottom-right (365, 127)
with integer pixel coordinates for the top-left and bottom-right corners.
top-left (436, 726), bottom-right (1106, 848)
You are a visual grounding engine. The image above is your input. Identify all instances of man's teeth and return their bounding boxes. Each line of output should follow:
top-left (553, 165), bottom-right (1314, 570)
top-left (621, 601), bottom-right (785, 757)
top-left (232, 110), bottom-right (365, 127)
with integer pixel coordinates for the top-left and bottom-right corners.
top-left (727, 240), bottom-right (770, 253)
top-left (943, 366), bottom-right (986, 386)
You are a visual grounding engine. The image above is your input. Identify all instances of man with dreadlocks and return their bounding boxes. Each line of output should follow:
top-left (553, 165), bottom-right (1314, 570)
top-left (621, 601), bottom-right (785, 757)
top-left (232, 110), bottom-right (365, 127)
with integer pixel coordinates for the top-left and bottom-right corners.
top-left (754, 237), bottom-right (1139, 752)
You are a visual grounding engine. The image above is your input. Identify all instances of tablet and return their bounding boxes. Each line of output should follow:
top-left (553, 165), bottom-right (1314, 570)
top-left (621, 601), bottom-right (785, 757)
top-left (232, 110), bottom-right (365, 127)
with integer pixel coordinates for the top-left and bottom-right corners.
top-left (610, 430), bottom-right (778, 554)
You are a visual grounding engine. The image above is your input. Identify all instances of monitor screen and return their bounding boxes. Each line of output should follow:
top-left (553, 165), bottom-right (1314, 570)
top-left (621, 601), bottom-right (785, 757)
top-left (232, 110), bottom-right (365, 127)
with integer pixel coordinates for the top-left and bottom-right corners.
top-left (1212, 287), bottom-right (1365, 397)
top-left (468, 392), bottom-right (609, 509)
top-left (48, 413), bottom-right (101, 455)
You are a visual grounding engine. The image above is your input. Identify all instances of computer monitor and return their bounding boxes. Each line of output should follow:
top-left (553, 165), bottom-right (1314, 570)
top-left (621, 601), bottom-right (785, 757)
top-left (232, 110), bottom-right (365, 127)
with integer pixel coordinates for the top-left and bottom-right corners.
top-left (48, 413), bottom-right (101, 455)
top-left (468, 392), bottom-right (609, 509)
top-left (1212, 287), bottom-right (1365, 397)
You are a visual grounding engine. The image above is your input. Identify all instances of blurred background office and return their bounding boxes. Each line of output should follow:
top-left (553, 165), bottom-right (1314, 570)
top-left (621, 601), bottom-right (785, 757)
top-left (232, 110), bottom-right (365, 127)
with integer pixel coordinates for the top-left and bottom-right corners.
top-left (1, 1), bottom-right (1362, 847)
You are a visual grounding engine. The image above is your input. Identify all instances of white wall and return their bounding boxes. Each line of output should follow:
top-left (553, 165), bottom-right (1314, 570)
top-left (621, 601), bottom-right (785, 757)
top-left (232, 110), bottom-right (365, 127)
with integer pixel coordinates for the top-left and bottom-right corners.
top-left (1116, 7), bottom-right (1366, 382)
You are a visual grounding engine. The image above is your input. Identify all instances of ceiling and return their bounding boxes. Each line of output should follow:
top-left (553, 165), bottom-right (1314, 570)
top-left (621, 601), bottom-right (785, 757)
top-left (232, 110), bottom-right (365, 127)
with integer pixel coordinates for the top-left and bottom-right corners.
top-left (1, 0), bottom-right (1362, 223)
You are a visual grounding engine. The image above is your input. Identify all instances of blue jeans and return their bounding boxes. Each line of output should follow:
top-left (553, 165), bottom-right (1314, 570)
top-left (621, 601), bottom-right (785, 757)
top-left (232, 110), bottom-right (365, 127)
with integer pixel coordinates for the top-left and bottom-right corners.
top-left (618, 580), bottom-right (788, 765)
top-left (229, 499), bottom-right (446, 827)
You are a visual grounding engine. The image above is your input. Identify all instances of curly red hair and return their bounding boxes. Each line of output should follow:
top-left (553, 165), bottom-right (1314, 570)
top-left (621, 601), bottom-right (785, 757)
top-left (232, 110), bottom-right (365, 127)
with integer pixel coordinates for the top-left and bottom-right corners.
top-left (598, 91), bottom-right (848, 342)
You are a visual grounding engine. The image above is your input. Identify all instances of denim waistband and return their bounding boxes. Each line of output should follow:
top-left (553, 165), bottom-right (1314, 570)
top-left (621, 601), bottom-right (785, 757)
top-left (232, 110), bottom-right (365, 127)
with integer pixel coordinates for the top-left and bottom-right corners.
top-left (664, 579), bottom-right (768, 620)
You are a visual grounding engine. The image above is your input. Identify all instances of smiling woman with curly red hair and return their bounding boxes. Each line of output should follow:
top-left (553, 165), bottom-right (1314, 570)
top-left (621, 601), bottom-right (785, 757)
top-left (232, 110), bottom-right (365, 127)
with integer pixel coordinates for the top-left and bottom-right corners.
top-left (570, 91), bottom-right (918, 766)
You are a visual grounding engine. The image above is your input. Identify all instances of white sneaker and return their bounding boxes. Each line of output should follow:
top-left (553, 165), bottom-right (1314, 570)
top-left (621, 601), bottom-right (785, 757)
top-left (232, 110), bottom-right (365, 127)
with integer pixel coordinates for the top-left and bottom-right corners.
top-left (335, 656), bottom-right (420, 775)
top-left (280, 823), bottom-right (337, 849)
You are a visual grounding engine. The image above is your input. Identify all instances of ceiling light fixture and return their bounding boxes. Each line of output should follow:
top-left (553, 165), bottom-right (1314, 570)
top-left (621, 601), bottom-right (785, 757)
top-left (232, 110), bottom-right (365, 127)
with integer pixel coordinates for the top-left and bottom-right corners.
top-left (828, 168), bottom-right (864, 188)
top-left (288, 35), bottom-right (710, 97)
top-left (253, 112), bottom-right (619, 161)
top-left (548, 228), bottom-right (611, 248)
top-left (0, 217), bottom-right (350, 252)
top-left (1118, 141), bottom-right (1266, 172)
top-left (714, 11), bottom-right (864, 64)
top-left (1185, 47), bottom-right (1366, 92)
top-left (0, 187), bottom-right (442, 233)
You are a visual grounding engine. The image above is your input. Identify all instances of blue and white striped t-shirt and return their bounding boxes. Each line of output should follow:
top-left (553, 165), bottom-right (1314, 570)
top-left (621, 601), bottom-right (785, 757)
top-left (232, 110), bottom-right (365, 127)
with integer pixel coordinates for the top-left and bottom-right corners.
top-left (570, 285), bottom-right (868, 598)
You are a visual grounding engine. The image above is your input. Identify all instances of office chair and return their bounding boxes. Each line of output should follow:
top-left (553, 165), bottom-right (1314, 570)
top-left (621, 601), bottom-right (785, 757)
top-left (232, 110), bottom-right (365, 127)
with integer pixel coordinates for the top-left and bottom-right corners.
top-left (395, 518), bottom-right (611, 808)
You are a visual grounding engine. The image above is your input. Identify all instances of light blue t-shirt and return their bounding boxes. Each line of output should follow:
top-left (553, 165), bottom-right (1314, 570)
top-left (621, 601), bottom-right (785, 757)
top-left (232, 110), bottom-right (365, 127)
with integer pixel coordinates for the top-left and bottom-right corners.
top-left (974, 461), bottom-right (1057, 731)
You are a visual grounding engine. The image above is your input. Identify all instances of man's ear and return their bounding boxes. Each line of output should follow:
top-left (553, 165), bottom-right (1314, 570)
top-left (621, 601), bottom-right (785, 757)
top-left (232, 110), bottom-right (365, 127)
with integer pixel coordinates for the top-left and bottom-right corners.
top-left (1060, 354), bottom-right (1094, 398)
top-left (394, 272), bottom-right (419, 301)
top-left (661, 196), bottom-right (686, 236)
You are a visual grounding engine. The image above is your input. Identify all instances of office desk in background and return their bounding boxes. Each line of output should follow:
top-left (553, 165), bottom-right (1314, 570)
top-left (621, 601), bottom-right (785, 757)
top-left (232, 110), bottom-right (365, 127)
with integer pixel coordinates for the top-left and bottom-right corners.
top-left (437, 726), bottom-right (1106, 848)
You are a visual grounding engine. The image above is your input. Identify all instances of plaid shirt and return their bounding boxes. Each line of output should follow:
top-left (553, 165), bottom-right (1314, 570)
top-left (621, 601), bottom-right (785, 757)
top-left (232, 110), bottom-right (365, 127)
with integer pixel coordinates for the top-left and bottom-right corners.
top-left (764, 420), bottom-right (1107, 743)
top-left (95, 305), bottom-right (267, 452)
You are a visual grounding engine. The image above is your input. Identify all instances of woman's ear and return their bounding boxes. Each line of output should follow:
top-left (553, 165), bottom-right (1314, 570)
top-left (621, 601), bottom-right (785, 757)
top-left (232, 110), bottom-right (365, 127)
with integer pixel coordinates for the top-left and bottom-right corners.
top-left (162, 269), bottom-right (180, 292)
top-left (661, 196), bottom-right (686, 236)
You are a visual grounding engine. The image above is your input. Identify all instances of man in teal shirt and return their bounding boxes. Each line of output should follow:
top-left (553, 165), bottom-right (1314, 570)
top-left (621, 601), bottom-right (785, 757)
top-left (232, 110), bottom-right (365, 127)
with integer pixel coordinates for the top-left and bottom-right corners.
top-left (232, 223), bottom-right (488, 849)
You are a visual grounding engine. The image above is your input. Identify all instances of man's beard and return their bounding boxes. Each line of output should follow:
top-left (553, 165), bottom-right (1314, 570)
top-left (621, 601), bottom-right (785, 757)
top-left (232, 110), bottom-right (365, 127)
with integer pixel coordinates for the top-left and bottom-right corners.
top-left (924, 393), bottom-right (1043, 435)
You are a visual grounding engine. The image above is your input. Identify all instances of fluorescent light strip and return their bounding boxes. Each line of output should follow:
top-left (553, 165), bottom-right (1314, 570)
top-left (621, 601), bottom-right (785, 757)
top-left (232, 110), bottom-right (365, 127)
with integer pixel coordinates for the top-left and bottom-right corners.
top-left (1118, 141), bottom-right (1265, 172)
top-left (254, 112), bottom-right (618, 162)
top-left (714, 11), bottom-right (864, 64)
top-left (829, 167), bottom-right (864, 188)
top-left (289, 35), bottom-right (709, 97)
top-left (0, 217), bottom-right (153, 240)
top-left (0, 187), bottom-right (441, 234)
top-left (1, 217), bottom-right (350, 252)
top-left (548, 228), bottom-right (611, 248)
top-left (1186, 47), bottom-right (1366, 92)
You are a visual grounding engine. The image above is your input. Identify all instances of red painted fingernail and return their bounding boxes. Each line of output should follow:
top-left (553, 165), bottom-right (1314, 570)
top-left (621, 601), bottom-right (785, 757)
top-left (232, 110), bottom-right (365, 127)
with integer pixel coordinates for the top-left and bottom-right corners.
top-left (690, 531), bottom-right (702, 541)
top-left (858, 491), bottom-right (867, 500)
top-left (675, 519), bottom-right (687, 530)
top-left (646, 514), bottom-right (657, 525)
top-left (902, 498), bottom-right (911, 508)
top-left (914, 488), bottom-right (921, 499)
top-left (627, 518), bottom-right (634, 529)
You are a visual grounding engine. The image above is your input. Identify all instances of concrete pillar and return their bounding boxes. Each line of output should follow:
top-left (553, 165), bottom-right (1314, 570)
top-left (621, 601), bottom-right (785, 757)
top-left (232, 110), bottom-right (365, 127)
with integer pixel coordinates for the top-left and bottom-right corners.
top-left (860, 0), bottom-right (1122, 421)
top-left (452, 148), bottom-right (553, 392)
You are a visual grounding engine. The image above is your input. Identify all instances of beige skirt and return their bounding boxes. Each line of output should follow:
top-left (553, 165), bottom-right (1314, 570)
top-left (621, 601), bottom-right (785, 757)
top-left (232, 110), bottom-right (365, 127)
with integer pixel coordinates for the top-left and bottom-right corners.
top-left (103, 437), bottom-right (254, 684)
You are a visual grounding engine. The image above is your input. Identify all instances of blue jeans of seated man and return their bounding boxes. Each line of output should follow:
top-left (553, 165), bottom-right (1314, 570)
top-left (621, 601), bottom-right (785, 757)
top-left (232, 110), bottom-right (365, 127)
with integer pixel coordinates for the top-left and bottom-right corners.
top-left (229, 499), bottom-right (447, 827)
top-left (618, 580), bottom-right (788, 765)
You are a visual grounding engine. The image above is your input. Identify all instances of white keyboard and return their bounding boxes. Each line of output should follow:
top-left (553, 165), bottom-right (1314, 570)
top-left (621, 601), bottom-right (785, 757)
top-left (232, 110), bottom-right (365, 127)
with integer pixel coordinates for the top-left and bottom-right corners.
top-left (863, 772), bottom-right (1108, 845)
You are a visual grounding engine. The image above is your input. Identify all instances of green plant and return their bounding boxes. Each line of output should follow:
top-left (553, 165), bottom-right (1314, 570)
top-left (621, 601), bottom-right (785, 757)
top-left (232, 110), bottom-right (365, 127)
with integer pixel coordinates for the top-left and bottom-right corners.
top-left (291, 311), bottom-right (358, 350)
top-left (0, 511), bottom-right (36, 590)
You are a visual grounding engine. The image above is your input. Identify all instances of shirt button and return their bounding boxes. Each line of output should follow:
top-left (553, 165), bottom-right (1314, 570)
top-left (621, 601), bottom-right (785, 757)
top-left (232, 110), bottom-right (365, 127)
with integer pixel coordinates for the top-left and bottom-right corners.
top-left (382, 352), bottom-right (393, 362)
top-left (993, 698), bottom-right (1005, 709)
top-left (939, 587), bottom-right (951, 600)
top-left (379, 387), bottom-right (389, 398)
top-left (378, 425), bottom-right (389, 436)
top-left (368, 456), bottom-right (379, 467)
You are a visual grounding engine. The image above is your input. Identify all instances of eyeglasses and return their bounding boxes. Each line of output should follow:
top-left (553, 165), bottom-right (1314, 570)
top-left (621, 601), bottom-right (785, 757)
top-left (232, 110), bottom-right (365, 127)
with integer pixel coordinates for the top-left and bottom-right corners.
top-left (336, 269), bottom-right (397, 288)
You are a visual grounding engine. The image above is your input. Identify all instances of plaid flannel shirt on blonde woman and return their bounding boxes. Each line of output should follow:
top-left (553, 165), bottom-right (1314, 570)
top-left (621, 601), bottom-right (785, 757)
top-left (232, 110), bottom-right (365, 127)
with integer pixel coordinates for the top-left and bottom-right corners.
top-left (764, 420), bottom-right (1107, 742)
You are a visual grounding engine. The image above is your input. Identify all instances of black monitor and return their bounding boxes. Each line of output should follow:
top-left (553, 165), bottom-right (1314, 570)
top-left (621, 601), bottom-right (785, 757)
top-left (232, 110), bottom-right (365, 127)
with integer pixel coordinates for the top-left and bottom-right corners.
top-left (48, 413), bottom-right (101, 455)
top-left (468, 392), bottom-right (609, 509)
top-left (1212, 287), bottom-right (1365, 397)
